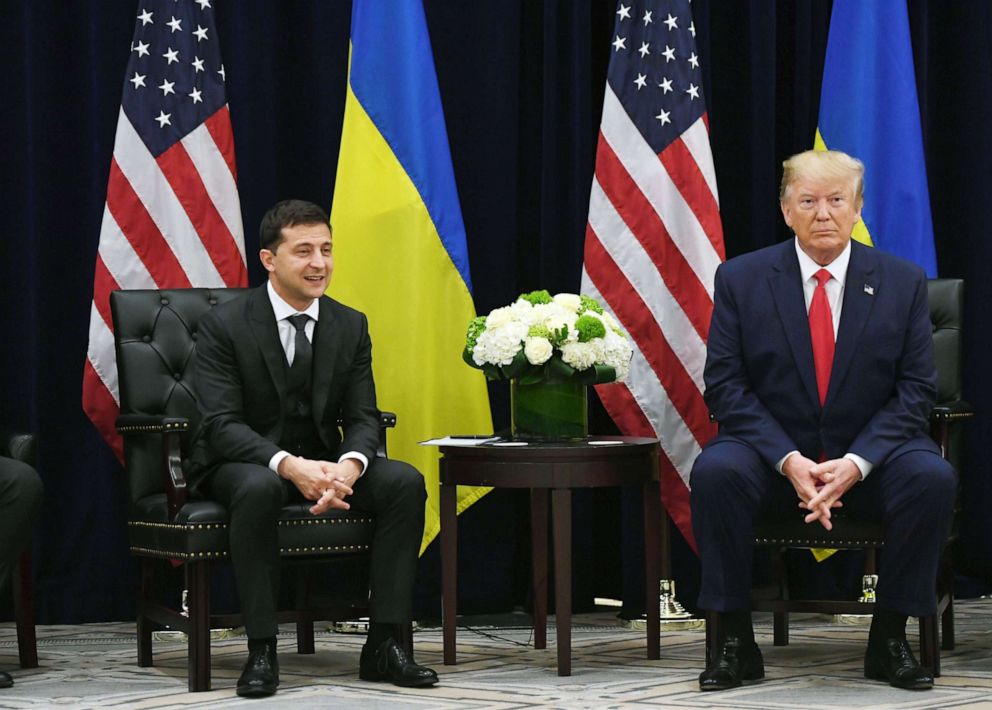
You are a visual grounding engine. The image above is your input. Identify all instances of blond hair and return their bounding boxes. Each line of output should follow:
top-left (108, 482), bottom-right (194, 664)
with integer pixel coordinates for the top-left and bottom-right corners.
top-left (780, 150), bottom-right (864, 208)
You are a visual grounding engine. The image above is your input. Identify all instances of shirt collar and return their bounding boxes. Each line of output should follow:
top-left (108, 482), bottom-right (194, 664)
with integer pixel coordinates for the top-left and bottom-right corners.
top-left (794, 237), bottom-right (851, 286)
top-left (266, 281), bottom-right (320, 322)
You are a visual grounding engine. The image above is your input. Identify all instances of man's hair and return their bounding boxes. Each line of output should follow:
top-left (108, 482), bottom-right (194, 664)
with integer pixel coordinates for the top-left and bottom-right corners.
top-left (780, 150), bottom-right (865, 208)
top-left (259, 199), bottom-right (330, 251)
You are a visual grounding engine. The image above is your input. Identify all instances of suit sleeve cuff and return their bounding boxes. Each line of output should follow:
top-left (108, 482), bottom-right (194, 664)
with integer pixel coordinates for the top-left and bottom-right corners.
top-left (269, 450), bottom-right (290, 475)
top-left (844, 453), bottom-right (873, 480)
top-left (776, 450), bottom-right (799, 474)
top-left (339, 451), bottom-right (368, 477)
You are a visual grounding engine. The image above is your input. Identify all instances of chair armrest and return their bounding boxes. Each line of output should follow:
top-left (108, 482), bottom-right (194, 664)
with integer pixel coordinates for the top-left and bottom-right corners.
top-left (1, 432), bottom-right (37, 466)
top-left (930, 400), bottom-right (974, 461)
top-left (116, 414), bottom-right (189, 520)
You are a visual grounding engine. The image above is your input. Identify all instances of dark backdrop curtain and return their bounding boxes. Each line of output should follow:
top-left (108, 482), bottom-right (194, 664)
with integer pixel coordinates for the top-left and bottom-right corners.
top-left (2, 0), bottom-right (990, 624)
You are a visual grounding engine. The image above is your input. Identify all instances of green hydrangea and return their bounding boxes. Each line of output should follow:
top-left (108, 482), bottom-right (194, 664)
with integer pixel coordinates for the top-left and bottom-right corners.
top-left (465, 316), bottom-right (487, 352)
top-left (528, 324), bottom-right (551, 338)
top-left (579, 295), bottom-right (604, 314)
top-left (520, 289), bottom-right (553, 305)
top-left (575, 314), bottom-right (606, 343)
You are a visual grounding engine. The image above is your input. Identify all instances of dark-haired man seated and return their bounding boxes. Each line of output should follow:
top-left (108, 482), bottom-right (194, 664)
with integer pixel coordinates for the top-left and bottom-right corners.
top-left (189, 199), bottom-right (437, 697)
top-left (0, 456), bottom-right (43, 689)
top-left (690, 150), bottom-right (956, 692)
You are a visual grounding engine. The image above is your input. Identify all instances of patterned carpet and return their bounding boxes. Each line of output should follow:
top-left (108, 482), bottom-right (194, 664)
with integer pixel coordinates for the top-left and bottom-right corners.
top-left (1, 599), bottom-right (991, 709)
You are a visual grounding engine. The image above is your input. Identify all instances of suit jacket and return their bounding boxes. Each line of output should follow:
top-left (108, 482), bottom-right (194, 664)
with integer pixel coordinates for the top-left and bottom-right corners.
top-left (702, 239), bottom-right (939, 471)
top-left (188, 284), bottom-right (381, 484)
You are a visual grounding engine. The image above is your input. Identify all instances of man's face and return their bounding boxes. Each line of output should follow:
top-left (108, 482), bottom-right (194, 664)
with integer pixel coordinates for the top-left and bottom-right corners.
top-left (780, 176), bottom-right (862, 266)
top-left (260, 222), bottom-right (333, 310)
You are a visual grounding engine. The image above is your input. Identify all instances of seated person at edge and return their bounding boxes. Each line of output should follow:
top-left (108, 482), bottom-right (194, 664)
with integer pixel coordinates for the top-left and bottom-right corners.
top-left (690, 150), bottom-right (956, 692)
top-left (188, 199), bottom-right (437, 697)
top-left (0, 455), bottom-right (43, 689)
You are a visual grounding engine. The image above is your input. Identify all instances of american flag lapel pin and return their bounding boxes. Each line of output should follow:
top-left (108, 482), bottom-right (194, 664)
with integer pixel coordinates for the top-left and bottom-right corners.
top-left (864, 284), bottom-right (875, 296)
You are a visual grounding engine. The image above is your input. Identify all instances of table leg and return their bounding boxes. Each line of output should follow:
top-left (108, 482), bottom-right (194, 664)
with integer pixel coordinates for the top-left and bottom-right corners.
top-left (643, 480), bottom-right (661, 660)
top-left (440, 480), bottom-right (458, 665)
top-left (530, 488), bottom-right (549, 650)
top-left (552, 488), bottom-right (572, 676)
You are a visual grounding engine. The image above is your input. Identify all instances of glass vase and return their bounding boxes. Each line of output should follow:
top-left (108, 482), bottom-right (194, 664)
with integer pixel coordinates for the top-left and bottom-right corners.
top-left (510, 379), bottom-right (588, 441)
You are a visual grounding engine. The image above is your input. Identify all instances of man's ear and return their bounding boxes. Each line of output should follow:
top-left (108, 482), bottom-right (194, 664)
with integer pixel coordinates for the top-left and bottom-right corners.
top-left (780, 202), bottom-right (793, 229)
top-left (259, 249), bottom-right (275, 273)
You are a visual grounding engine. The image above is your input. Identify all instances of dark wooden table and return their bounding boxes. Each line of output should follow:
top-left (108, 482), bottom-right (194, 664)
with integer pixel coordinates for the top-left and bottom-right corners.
top-left (439, 436), bottom-right (661, 676)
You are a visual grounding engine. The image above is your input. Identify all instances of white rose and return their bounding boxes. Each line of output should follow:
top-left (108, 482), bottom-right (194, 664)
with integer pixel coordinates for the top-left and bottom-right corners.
top-left (523, 336), bottom-right (553, 365)
top-left (553, 293), bottom-right (582, 312)
top-left (485, 306), bottom-right (514, 329)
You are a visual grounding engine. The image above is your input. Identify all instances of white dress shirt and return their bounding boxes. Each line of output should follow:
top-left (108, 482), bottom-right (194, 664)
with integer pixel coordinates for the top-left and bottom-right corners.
top-left (265, 282), bottom-right (368, 476)
top-left (777, 239), bottom-right (873, 480)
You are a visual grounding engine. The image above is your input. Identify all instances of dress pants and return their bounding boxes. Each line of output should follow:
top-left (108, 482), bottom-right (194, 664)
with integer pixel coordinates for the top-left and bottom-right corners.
top-left (690, 439), bottom-right (957, 618)
top-left (206, 457), bottom-right (426, 639)
top-left (0, 457), bottom-right (44, 584)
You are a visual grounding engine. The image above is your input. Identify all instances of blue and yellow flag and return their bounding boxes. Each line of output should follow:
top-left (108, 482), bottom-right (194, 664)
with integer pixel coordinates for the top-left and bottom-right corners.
top-left (815, 0), bottom-right (937, 277)
top-left (329, 0), bottom-right (493, 553)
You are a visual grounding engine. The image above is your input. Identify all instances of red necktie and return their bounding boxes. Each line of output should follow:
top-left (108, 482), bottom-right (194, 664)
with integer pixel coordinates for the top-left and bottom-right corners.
top-left (809, 268), bottom-right (834, 405)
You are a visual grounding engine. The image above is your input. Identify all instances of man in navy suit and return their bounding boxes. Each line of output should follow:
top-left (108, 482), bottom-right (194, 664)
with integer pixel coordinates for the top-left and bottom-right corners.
top-left (690, 150), bottom-right (956, 691)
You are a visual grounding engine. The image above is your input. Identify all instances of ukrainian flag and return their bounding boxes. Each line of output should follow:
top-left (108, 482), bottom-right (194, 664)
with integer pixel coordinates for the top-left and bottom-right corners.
top-left (814, 0), bottom-right (937, 277)
top-left (329, 0), bottom-right (493, 552)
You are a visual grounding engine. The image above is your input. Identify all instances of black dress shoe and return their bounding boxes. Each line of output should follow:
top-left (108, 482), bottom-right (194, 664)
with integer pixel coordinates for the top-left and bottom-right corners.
top-left (0, 670), bottom-right (12, 688)
top-left (359, 638), bottom-right (438, 687)
top-left (699, 636), bottom-right (765, 691)
top-left (237, 642), bottom-right (279, 698)
top-left (864, 638), bottom-right (933, 690)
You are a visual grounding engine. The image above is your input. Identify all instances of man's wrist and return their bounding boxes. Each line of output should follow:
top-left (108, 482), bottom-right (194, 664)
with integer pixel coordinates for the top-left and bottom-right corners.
top-left (270, 450), bottom-right (291, 477)
top-left (338, 452), bottom-right (368, 477)
top-left (776, 450), bottom-right (799, 475)
top-left (843, 453), bottom-right (872, 481)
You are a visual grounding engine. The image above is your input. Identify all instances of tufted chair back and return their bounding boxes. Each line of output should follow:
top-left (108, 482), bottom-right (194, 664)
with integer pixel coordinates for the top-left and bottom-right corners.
top-left (111, 288), bottom-right (245, 504)
top-left (929, 279), bottom-right (963, 405)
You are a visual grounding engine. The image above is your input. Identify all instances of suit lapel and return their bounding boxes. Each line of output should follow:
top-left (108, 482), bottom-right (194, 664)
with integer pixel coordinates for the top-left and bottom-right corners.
top-left (311, 296), bottom-right (341, 427)
top-left (247, 285), bottom-right (288, 397)
top-left (768, 242), bottom-right (821, 411)
top-left (825, 242), bottom-right (878, 410)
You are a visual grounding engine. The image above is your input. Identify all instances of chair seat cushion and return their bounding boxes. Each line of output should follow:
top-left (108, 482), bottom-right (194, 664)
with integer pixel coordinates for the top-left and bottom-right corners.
top-left (128, 494), bottom-right (375, 561)
top-left (753, 515), bottom-right (884, 548)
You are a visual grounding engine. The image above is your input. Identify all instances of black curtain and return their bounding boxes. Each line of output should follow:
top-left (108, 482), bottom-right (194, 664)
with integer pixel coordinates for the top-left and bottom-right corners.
top-left (2, 0), bottom-right (990, 624)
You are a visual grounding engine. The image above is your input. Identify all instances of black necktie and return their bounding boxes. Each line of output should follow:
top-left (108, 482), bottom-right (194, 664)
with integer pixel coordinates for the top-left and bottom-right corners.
top-left (287, 314), bottom-right (312, 385)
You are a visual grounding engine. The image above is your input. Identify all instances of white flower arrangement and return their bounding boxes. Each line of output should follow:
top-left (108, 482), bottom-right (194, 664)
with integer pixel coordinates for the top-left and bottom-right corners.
top-left (464, 290), bottom-right (633, 385)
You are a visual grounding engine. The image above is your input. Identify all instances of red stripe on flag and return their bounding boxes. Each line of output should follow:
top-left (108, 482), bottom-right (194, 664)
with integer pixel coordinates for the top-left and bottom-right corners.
top-left (204, 106), bottom-right (238, 182)
top-left (92, 254), bottom-right (120, 330)
top-left (659, 138), bottom-right (725, 259)
top-left (105, 159), bottom-right (192, 288)
top-left (82, 359), bottom-right (123, 463)
top-left (585, 228), bottom-right (714, 447)
top-left (595, 133), bottom-right (713, 342)
top-left (156, 141), bottom-right (248, 287)
top-left (595, 381), bottom-right (697, 552)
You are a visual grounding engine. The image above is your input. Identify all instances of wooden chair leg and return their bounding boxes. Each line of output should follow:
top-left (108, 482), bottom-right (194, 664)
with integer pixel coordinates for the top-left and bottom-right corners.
top-left (773, 612), bottom-right (789, 646)
top-left (919, 614), bottom-right (939, 677)
top-left (772, 548), bottom-right (789, 646)
top-left (295, 565), bottom-right (315, 655)
top-left (941, 594), bottom-right (955, 651)
top-left (13, 550), bottom-right (38, 669)
top-left (705, 610), bottom-right (719, 660)
top-left (185, 561), bottom-right (211, 692)
top-left (136, 558), bottom-right (154, 667)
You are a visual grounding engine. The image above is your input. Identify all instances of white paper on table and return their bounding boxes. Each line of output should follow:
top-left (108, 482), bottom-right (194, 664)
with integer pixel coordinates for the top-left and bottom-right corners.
top-left (419, 436), bottom-right (502, 447)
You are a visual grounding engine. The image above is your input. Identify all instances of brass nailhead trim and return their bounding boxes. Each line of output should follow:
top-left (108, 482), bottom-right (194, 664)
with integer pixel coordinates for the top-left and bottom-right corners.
top-left (130, 543), bottom-right (371, 559)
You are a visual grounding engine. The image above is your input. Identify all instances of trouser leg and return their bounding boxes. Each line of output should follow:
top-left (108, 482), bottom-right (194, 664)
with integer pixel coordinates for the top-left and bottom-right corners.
top-left (346, 458), bottom-right (426, 624)
top-left (690, 440), bottom-right (787, 612)
top-left (854, 449), bottom-right (957, 617)
top-left (206, 463), bottom-right (288, 639)
top-left (0, 458), bottom-right (43, 583)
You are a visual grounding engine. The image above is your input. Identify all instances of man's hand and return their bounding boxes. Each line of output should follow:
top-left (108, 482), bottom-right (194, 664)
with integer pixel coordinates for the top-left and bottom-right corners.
top-left (800, 457), bottom-right (861, 529)
top-left (277, 455), bottom-right (333, 501)
top-left (308, 459), bottom-right (362, 515)
top-left (782, 453), bottom-right (843, 530)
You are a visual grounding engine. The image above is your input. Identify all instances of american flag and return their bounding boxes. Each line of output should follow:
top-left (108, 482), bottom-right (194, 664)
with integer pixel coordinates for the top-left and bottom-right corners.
top-left (581, 0), bottom-right (724, 550)
top-left (83, 0), bottom-right (247, 459)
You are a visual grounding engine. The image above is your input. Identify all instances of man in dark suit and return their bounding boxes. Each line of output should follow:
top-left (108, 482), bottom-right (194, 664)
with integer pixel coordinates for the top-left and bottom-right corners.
top-left (0, 455), bottom-right (43, 689)
top-left (190, 199), bottom-right (437, 697)
top-left (690, 150), bottom-right (956, 691)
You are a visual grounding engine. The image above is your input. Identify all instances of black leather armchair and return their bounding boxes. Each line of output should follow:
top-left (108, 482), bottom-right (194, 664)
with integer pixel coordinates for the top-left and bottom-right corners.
top-left (706, 278), bottom-right (971, 676)
top-left (111, 288), bottom-right (393, 692)
top-left (1, 432), bottom-right (38, 670)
